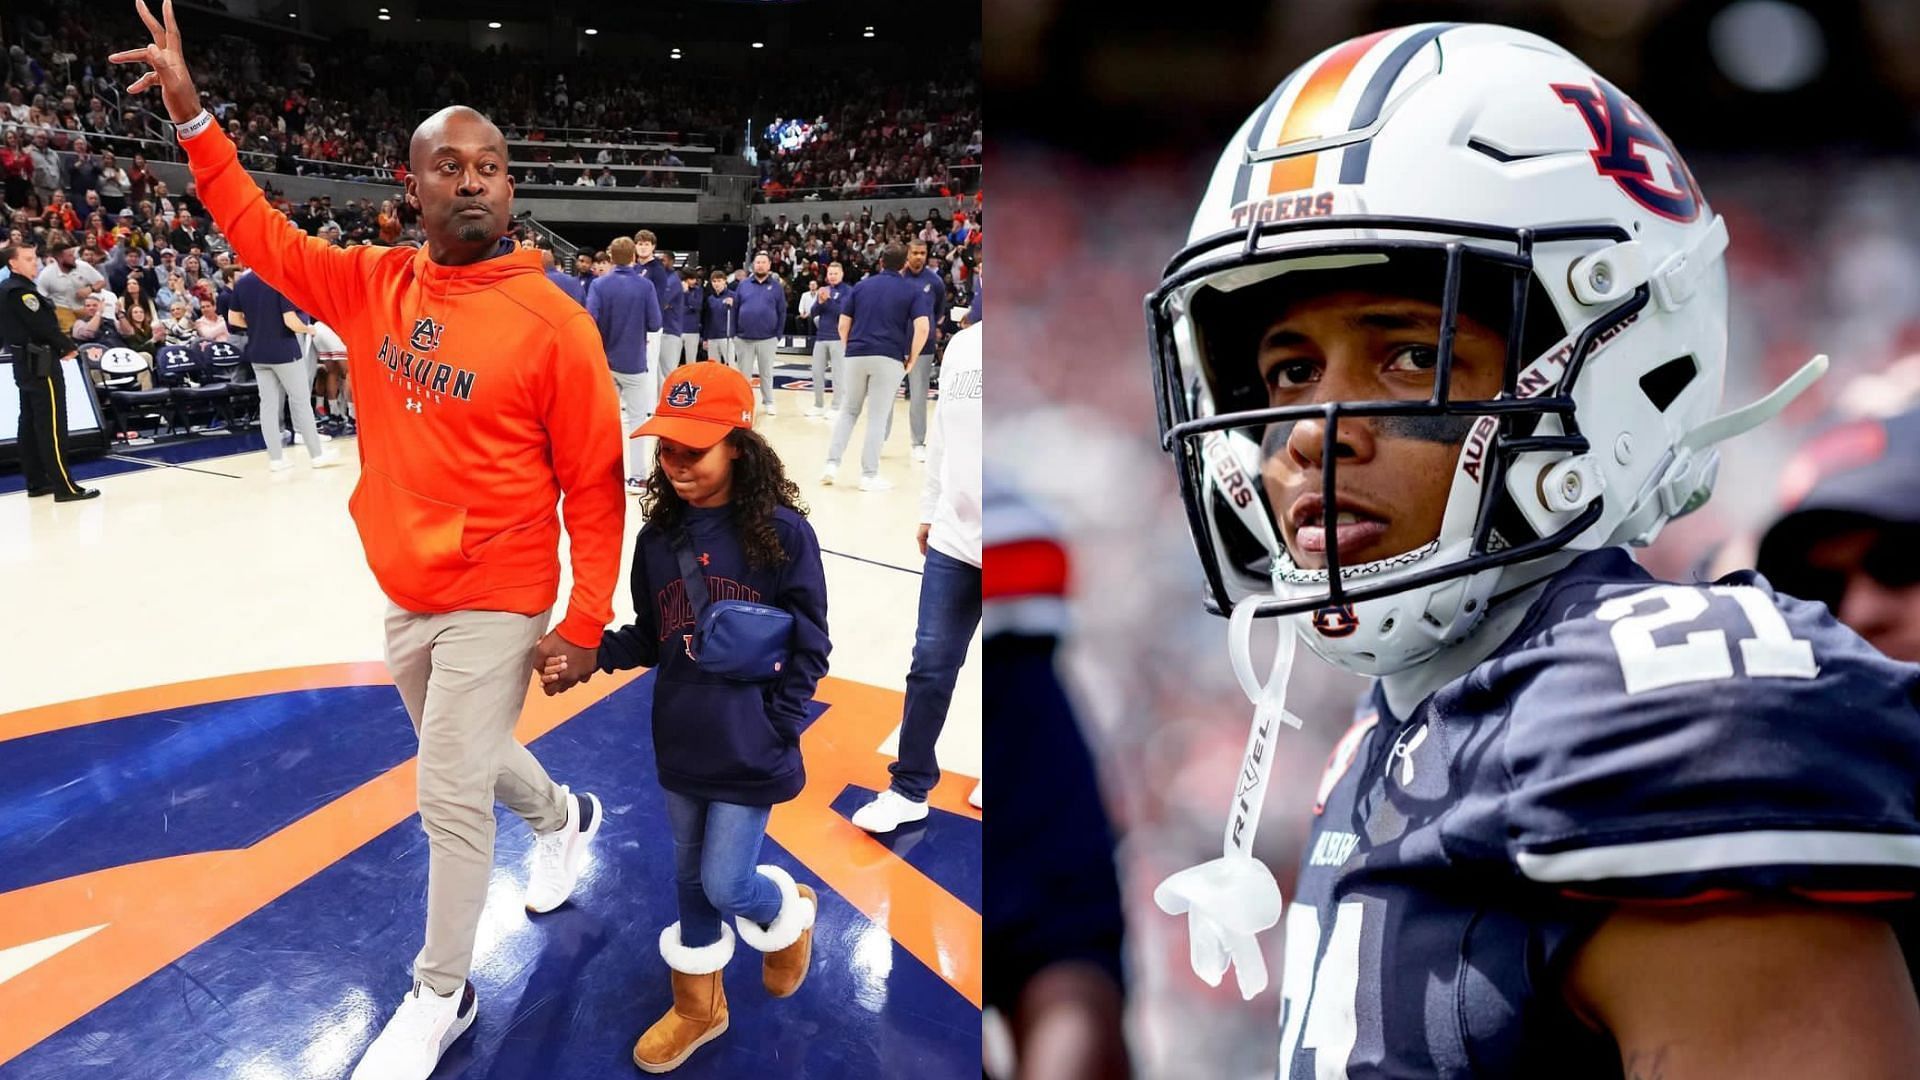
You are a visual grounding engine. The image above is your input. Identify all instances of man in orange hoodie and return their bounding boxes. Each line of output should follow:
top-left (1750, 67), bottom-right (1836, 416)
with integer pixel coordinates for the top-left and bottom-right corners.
top-left (116, 7), bottom-right (624, 1079)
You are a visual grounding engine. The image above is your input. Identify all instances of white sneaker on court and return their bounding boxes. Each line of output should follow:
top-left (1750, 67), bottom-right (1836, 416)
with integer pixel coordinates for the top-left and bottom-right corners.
top-left (268, 458), bottom-right (293, 473)
top-left (851, 789), bottom-right (929, 833)
top-left (858, 475), bottom-right (894, 493)
top-left (912, 446), bottom-right (928, 463)
top-left (804, 405), bottom-right (824, 418)
top-left (819, 464), bottom-right (838, 486)
top-left (765, 400), bottom-right (778, 417)
top-left (310, 449), bottom-right (343, 469)
top-left (525, 788), bottom-right (603, 913)
top-left (351, 980), bottom-right (476, 1080)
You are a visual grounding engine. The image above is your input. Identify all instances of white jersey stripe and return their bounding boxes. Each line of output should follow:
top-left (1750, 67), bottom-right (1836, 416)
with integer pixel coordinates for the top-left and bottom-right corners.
top-left (1517, 829), bottom-right (1920, 883)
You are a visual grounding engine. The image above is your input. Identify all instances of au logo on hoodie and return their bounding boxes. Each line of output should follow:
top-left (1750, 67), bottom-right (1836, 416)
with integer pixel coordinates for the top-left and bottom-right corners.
top-left (376, 316), bottom-right (477, 405)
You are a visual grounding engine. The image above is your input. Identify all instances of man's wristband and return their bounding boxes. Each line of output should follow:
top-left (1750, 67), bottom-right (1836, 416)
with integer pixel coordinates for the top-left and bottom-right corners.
top-left (174, 110), bottom-right (215, 141)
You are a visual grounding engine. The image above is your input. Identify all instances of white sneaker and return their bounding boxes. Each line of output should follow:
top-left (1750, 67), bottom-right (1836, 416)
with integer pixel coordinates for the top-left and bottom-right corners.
top-left (268, 458), bottom-right (293, 473)
top-left (851, 789), bottom-right (930, 833)
top-left (819, 464), bottom-right (838, 486)
top-left (299, 431), bottom-right (334, 444)
top-left (912, 446), bottom-right (928, 462)
top-left (969, 782), bottom-right (982, 810)
top-left (351, 981), bottom-right (476, 1080)
top-left (765, 400), bottom-right (778, 416)
top-left (858, 475), bottom-right (894, 493)
top-left (804, 405), bottom-right (824, 418)
top-left (310, 449), bottom-right (343, 469)
top-left (525, 788), bottom-right (603, 913)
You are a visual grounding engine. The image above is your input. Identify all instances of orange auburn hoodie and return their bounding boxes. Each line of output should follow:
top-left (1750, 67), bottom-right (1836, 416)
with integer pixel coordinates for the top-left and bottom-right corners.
top-left (180, 125), bottom-right (625, 648)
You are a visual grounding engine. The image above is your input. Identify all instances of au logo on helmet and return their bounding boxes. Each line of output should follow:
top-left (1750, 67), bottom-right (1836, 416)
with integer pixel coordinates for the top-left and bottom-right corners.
top-left (1312, 603), bottom-right (1359, 637)
top-left (666, 381), bottom-right (700, 408)
top-left (1552, 76), bottom-right (1703, 223)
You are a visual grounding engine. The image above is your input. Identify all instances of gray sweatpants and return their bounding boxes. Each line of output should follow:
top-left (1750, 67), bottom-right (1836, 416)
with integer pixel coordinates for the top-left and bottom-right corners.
top-left (657, 333), bottom-right (685, 373)
top-left (385, 604), bottom-right (568, 996)
top-left (882, 344), bottom-right (936, 447)
top-left (709, 337), bottom-right (735, 367)
top-left (253, 360), bottom-right (326, 463)
top-left (738, 337), bottom-right (777, 407)
top-left (825, 354), bottom-right (905, 479)
top-left (611, 369), bottom-right (657, 480)
top-left (679, 332), bottom-right (700, 368)
top-left (810, 338), bottom-right (844, 409)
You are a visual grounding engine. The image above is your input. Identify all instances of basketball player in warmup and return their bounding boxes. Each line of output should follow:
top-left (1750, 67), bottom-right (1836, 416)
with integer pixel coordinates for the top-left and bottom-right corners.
top-left (116, 6), bottom-right (626, 1078)
top-left (1147, 21), bottom-right (1920, 1079)
top-left (634, 229), bottom-right (675, 374)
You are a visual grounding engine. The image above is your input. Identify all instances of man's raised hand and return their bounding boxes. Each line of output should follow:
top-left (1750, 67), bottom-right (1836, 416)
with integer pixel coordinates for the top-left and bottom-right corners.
top-left (109, 0), bottom-right (201, 124)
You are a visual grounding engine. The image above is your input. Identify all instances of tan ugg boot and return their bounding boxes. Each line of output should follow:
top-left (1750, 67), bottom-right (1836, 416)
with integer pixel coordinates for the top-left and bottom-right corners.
top-left (733, 865), bottom-right (818, 998)
top-left (762, 883), bottom-right (817, 997)
top-left (633, 923), bottom-right (733, 1074)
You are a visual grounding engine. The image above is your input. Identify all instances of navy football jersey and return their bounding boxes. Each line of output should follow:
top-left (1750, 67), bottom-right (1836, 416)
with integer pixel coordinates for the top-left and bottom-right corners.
top-left (1281, 546), bottom-right (1920, 1078)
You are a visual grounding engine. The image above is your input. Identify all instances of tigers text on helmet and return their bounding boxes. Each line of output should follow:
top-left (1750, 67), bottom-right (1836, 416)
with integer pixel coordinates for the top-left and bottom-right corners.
top-left (1147, 22), bottom-right (1825, 676)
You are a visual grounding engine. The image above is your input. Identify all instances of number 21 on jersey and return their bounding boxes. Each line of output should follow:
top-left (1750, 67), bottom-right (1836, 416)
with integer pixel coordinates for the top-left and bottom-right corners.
top-left (1596, 584), bottom-right (1818, 695)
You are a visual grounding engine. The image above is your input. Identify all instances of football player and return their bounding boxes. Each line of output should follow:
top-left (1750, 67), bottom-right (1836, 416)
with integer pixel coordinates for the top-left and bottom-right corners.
top-left (1145, 23), bottom-right (1920, 1079)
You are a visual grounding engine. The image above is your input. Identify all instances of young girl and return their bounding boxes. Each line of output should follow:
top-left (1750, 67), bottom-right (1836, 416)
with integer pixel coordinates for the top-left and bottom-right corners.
top-left (543, 362), bottom-right (830, 1074)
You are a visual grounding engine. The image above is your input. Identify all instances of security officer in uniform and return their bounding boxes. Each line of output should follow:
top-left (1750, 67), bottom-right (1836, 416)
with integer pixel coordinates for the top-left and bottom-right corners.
top-left (2, 238), bottom-right (99, 500)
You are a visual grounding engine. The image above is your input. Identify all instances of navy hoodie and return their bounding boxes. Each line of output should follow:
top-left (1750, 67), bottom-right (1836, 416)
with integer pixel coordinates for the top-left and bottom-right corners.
top-left (701, 286), bottom-right (737, 340)
top-left (811, 281), bottom-right (848, 337)
top-left (659, 277), bottom-right (689, 335)
top-left (640, 256), bottom-right (676, 318)
top-left (735, 272), bottom-right (788, 341)
top-left (586, 264), bottom-right (662, 374)
top-left (597, 504), bottom-right (831, 804)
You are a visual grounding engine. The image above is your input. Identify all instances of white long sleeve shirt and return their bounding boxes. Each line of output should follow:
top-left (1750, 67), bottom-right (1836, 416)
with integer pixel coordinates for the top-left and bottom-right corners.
top-left (920, 321), bottom-right (982, 567)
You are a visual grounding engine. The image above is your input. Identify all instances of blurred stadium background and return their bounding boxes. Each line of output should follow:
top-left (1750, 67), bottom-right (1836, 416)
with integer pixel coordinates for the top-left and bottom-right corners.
top-left (985, 1), bottom-right (1920, 1076)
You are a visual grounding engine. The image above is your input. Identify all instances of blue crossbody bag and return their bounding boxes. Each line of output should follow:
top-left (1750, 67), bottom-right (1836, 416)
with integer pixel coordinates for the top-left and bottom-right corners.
top-left (674, 539), bottom-right (794, 682)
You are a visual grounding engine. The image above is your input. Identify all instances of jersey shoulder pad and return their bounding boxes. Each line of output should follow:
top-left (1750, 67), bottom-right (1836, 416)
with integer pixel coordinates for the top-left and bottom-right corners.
top-left (1485, 550), bottom-right (1920, 898)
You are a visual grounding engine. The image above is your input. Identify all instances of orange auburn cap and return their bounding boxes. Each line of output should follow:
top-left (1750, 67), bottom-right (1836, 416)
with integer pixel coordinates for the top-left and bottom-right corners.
top-left (635, 362), bottom-right (755, 448)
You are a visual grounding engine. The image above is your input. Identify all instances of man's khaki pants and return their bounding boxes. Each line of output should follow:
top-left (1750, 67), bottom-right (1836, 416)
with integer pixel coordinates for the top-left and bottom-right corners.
top-left (385, 604), bottom-right (569, 996)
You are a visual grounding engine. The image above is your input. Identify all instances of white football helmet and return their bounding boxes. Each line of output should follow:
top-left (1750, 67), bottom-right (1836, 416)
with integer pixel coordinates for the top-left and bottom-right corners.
top-left (1148, 22), bottom-right (1823, 676)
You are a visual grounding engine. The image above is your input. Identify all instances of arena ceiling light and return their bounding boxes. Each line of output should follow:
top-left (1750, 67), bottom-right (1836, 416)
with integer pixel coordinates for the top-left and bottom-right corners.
top-left (584, 28), bottom-right (598, 35)
top-left (752, 42), bottom-right (765, 49)
top-left (863, 31), bottom-right (874, 38)
top-left (487, 21), bottom-right (502, 29)
top-left (378, 12), bottom-right (390, 19)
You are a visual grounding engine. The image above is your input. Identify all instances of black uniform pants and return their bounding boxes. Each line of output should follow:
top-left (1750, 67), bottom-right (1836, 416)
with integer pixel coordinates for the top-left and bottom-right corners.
top-left (14, 370), bottom-right (80, 494)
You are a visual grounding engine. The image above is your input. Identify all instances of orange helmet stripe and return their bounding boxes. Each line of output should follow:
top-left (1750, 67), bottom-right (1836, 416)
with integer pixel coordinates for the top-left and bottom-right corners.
top-left (1267, 29), bottom-right (1395, 195)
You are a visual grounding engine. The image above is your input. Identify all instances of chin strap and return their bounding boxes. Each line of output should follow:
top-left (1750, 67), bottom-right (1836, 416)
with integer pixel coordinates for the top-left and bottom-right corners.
top-left (1152, 596), bottom-right (1301, 1000)
top-left (1622, 354), bottom-right (1829, 547)
top-left (1682, 354), bottom-right (1829, 454)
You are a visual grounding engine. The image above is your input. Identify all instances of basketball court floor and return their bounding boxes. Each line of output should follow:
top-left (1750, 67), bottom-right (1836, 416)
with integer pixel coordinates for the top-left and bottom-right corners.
top-left (0, 367), bottom-right (981, 1079)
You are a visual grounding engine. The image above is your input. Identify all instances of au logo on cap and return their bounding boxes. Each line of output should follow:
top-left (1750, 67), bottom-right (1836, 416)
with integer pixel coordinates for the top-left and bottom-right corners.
top-left (667, 381), bottom-right (700, 408)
